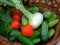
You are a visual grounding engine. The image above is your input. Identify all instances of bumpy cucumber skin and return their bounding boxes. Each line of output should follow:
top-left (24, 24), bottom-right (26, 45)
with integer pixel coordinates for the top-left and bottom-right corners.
top-left (41, 21), bottom-right (49, 42)
top-left (18, 32), bottom-right (34, 45)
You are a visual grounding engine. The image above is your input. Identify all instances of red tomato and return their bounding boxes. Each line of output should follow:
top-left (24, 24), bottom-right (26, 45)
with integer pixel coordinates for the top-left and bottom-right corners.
top-left (21, 25), bottom-right (34, 38)
top-left (11, 20), bottom-right (20, 29)
top-left (12, 12), bottom-right (22, 21)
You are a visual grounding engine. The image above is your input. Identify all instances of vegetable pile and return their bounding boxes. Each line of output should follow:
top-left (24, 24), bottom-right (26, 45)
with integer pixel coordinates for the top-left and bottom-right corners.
top-left (0, 0), bottom-right (59, 45)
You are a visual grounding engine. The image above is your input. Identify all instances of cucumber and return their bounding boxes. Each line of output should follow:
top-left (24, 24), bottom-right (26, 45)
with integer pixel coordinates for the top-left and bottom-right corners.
top-left (41, 21), bottom-right (49, 42)
top-left (31, 28), bottom-right (41, 39)
top-left (43, 11), bottom-right (52, 18)
top-left (49, 29), bottom-right (55, 38)
top-left (28, 7), bottom-right (39, 14)
top-left (46, 14), bottom-right (57, 22)
top-left (48, 19), bottom-right (58, 27)
top-left (33, 38), bottom-right (41, 44)
top-left (18, 32), bottom-right (34, 45)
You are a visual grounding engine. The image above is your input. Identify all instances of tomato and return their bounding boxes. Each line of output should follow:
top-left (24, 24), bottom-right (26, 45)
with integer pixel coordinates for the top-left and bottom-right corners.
top-left (21, 25), bottom-right (34, 38)
top-left (11, 20), bottom-right (20, 29)
top-left (12, 12), bottom-right (22, 21)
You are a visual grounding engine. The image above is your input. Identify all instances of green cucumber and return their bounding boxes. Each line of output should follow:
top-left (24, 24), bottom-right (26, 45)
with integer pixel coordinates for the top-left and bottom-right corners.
top-left (49, 29), bottom-right (55, 38)
top-left (31, 28), bottom-right (41, 39)
top-left (46, 14), bottom-right (57, 22)
top-left (43, 11), bottom-right (52, 18)
top-left (18, 32), bottom-right (34, 45)
top-left (48, 19), bottom-right (58, 27)
top-left (28, 7), bottom-right (39, 14)
top-left (33, 38), bottom-right (41, 44)
top-left (41, 21), bottom-right (49, 42)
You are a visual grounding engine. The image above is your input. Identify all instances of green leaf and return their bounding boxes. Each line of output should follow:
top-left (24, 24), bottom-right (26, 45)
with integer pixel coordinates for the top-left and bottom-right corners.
top-left (9, 30), bottom-right (19, 41)
top-left (0, 6), bottom-right (12, 37)
top-left (0, 0), bottom-right (15, 7)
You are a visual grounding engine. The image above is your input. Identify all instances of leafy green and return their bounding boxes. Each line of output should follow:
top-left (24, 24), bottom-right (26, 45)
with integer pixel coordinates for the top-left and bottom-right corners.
top-left (0, 6), bottom-right (12, 37)
top-left (0, 0), bottom-right (15, 7)
top-left (9, 30), bottom-right (19, 41)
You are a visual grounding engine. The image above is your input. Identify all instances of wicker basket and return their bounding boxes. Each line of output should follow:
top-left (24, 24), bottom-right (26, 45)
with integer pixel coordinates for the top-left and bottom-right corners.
top-left (0, 0), bottom-right (60, 45)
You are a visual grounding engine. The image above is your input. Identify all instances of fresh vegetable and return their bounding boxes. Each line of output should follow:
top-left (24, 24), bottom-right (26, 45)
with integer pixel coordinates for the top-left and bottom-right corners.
top-left (1, 0), bottom-right (43, 29)
top-left (46, 13), bottom-right (57, 22)
top-left (21, 7), bottom-right (39, 26)
top-left (11, 20), bottom-right (20, 29)
top-left (48, 29), bottom-right (55, 38)
top-left (0, 0), bottom-right (59, 44)
top-left (0, 6), bottom-right (12, 37)
top-left (0, 0), bottom-right (15, 7)
top-left (22, 15), bottom-right (28, 26)
top-left (28, 7), bottom-right (39, 14)
top-left (9, 30), bottom-right (19, 41)
top-left (31, 28), bottom-right (41, 39)
top-left (48, 19), bottom-right (58, 27)
top-left (51, 13), bottom-right (57, 19)
top-left (33, 38), bottom-right (41, 44)
top-left (43, 11), bottom-right (52, 18)
top-left (12, 12), bottom-right (22, 21)
top-left (21, 25), bottom-right (34, 37)
top-left (41, 21), bottom-right (49, 42)
top-left (18, 32), bottom-right (34, 45)
top-left (29, 12), bottom-right (43, 29)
